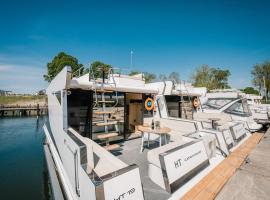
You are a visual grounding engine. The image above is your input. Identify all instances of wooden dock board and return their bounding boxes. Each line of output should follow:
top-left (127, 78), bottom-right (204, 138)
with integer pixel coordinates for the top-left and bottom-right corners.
top-left (181, 132), bottom-right (264, 200)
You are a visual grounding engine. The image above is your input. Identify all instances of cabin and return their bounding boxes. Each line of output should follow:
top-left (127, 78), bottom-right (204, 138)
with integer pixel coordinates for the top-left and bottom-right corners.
top-left (66, 69), bottom-right (156, 149)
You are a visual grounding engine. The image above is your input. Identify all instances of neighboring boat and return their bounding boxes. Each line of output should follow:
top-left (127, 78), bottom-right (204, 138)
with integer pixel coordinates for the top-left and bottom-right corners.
top-left (145, 81), bottom-right (251, 157)
top-left (245, 94), bottom-right (270, 125)
top-left (197, 89), bottom-right (265, 131)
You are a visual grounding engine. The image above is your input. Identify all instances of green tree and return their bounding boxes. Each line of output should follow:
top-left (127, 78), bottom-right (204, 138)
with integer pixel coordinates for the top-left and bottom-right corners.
top-left (241, 87), bottom-right (260, 95)
top-left (144, 72), bottom-right (156, 83)
top-left (191, 65), bottom-right (212, 89)
top-left (211, 68), bottom-right (231, 89)
top-left (251, 61), bottom-right (270, 97)
top-left (89, 61), bottom-right (112, 79)
top-left (44, 52), bottom-right (83, 82)
top-left (191, 65), bottom-right (231, 90)
top-left (129, 70), bottom-right (141, 76)
top-left (168, 72), bottom-right (180, 83)
top-left (128, 70), bottom-right (156, 83)
top-left (159, 73), bottom-right (167, 81)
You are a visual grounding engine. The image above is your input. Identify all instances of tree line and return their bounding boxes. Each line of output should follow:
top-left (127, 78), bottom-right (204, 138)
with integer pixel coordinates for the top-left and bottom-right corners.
top-left (44, 52), bottom-right (269, 97)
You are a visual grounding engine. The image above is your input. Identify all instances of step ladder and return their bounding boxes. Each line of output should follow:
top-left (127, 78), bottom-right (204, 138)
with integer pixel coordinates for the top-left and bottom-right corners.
top-left (178, 80), bottom-right (193, 120)
top-left (90, 67), bottom-right (121, 151)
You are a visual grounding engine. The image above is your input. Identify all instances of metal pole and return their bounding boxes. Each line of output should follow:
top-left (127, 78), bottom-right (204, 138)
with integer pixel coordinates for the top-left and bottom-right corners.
top-left (263, 76), bottom-right (267, 102)
top-left (130, 50), bottom-right (133, 69)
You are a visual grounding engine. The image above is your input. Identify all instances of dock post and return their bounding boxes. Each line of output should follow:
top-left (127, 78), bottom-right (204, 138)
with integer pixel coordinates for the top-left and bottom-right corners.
top-left (37, 103), bottom-right (40, 117)
top-left (37, 104), bottom-right (40, 119)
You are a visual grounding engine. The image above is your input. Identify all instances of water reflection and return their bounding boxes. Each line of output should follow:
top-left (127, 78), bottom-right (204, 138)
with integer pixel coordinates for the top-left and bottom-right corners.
top-left (0, 116), bottom-right (50, 200)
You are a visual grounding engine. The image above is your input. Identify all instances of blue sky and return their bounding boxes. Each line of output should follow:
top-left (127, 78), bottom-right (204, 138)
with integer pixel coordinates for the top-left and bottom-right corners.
top-left (0, 0), bottom-right (270, 93)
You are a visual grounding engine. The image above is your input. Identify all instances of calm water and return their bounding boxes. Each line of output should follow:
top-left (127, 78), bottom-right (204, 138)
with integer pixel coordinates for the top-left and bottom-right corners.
top-left (0, 117), bottom-right (49, 200)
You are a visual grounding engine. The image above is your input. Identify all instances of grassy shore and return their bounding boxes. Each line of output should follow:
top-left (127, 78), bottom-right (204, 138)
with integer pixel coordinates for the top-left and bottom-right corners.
top-left (0, 95), bottom-right (47, 106)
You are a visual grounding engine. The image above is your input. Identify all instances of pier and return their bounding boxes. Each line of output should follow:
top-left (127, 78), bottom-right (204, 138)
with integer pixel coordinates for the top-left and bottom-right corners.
top-left (181, 128), bottom-right (270, 200)
top-left (0, 104), bottom-right (48, 117)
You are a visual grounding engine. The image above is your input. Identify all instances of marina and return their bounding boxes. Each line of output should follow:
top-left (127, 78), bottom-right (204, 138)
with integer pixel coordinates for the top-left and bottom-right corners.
top-left (1, 1), bottom-right (270, 199)
top-left (1, 67), bottom-right (269, 200)
top-left (42, 67), bottom-right (270, 200)
top-left (0, 113), bottom-right (269, 200)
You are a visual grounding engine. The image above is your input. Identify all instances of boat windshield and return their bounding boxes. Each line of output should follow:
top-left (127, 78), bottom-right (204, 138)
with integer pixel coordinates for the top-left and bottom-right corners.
top-left (202, 98), bottom-right (234, 110)
top-left (225, 99), bottom-right (251, 116)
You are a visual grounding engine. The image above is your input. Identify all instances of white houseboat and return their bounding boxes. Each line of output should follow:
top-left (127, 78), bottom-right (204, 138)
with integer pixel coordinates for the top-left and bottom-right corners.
top-left (43, 67), bottom-right (254, 200)
top-left (145, 81), bottom-right (252, 157)
top-left (245, 94), bottom-right (270, 125)
top-left (199, 89), bottom-right (267, 129)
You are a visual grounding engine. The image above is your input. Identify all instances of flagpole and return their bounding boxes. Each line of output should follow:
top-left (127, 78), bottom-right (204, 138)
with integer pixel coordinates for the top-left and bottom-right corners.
top-left (130, 50), bottom-right (133, 69)
top-left (263, 76), bottom-right (267, 102)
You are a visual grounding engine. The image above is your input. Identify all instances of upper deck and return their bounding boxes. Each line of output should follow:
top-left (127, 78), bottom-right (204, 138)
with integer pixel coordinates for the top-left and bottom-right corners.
top-left (70, 72), bottom-right (158, 94)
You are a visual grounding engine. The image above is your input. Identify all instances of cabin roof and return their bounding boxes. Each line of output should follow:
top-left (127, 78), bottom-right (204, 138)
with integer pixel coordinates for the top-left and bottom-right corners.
top-left (70, 73), bottom-right (158, 94)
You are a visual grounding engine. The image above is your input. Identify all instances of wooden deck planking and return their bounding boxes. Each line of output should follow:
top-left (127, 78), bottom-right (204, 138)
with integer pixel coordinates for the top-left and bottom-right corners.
top-left (181, 132), bottom-right (264, 200)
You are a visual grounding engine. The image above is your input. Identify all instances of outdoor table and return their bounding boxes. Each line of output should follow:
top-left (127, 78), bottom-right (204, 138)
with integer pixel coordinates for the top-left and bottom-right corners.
top-left (138, 126), bottom-right (171, 153)
top-left (208, 117), bottom-right (221, 130)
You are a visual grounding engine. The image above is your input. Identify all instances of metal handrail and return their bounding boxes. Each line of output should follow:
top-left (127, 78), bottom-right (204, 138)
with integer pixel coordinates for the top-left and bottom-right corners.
top-left (64, 141), bottom-right (80, 196)
top-left (72, 66), bottom-right (84, 78)
top-left (108, 68), bottom-right (119, 108)
top-left (89, 67), bottom-right (98, 108)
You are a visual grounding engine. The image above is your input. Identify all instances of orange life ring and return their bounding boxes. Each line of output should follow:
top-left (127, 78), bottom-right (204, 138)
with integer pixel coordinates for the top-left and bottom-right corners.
top-left (193, 98), bottom-right (200, 108)
top-left (145, 97), bottom-right (155, 111)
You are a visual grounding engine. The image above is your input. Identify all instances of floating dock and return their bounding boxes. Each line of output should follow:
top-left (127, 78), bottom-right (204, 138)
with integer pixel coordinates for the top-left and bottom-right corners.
top-left (181, 129), bottom-right (268, 200)
top-left (0, 104), bottom-right (48, 117)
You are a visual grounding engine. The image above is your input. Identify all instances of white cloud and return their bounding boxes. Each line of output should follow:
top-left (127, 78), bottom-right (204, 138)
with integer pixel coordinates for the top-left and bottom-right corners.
top-left (0, 65), bottom-right (11, 72)
top-left (0, 55), bottom-right (48, 93)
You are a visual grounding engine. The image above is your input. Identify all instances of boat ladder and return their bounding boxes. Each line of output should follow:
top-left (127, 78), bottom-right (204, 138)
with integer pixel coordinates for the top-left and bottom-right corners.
top-left (177, 80), bottom-right (193, 120)
top-left (90, 66), bottom-right (121, 151)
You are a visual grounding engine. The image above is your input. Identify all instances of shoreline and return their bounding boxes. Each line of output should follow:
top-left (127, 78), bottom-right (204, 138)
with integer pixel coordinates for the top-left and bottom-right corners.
top-left (0, 95), bottom-right (47, 117)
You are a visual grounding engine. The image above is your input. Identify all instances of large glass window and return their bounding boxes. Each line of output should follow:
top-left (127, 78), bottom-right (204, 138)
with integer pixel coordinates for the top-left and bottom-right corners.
top-left (225, 100), bottom-right (251, 116)
top-left (165, 95), bottom-right (181, 117)
top-left (202, 98), bottom-right (234, 110)
top-left (67, 89), bottom-right (92, 137)
top-left (164, 95), bottom-right (194, 119)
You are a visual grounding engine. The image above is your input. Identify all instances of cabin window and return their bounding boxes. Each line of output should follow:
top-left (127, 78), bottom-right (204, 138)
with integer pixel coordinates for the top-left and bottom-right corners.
top-left (165, 95), bottom-right (180, 117)
top-left (225, 100), bottom-right (251, 116)
top-left (164, 95), bottom-right (194, 119)
top-left (67, 89), bottom-right (92, 137)
top-left (203, 98), bottom-right (234, 110)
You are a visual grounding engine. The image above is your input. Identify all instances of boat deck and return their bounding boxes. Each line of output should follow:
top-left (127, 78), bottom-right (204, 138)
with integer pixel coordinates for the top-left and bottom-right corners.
top-left (111, 130), bottom-right (266, 200)
top-left (112, 137), bottom-right (224, 200)
top-left (113, 138), bottom-right (171, 200)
